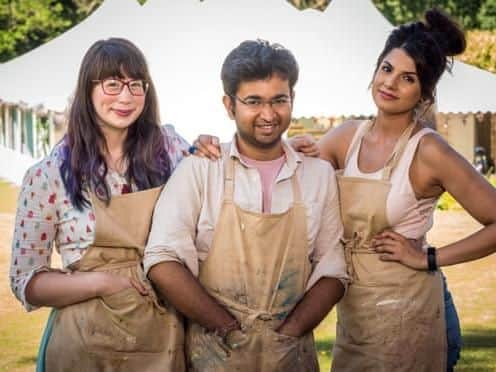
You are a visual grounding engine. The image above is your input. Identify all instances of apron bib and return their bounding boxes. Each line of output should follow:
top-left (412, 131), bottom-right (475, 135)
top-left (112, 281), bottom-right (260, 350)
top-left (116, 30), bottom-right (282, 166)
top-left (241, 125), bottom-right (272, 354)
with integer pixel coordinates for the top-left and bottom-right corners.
top-left (331, 121), bottom-right (446, 372)
top-left (186, 156), bottom-right (319, 372)
top-left (44, 187), bottom-right (185, 372)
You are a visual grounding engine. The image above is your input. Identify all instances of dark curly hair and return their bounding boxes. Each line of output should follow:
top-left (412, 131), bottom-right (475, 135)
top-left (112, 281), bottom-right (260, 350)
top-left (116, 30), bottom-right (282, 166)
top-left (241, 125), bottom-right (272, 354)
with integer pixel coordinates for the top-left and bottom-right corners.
top-left (221, 39), bottom-right (299, 98)
top-left (374, 8), bottom-right (466, 103)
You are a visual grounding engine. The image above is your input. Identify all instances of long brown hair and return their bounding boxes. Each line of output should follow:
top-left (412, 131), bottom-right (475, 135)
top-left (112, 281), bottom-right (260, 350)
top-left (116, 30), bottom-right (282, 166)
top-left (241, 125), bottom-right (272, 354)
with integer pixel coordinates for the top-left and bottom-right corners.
top-left (60, 38), bottom-right (172, 210)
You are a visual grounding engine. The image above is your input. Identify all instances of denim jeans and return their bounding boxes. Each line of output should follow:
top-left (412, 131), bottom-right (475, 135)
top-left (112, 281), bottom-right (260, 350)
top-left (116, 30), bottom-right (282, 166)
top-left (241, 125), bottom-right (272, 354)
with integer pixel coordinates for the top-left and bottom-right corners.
top-left (443, 272), bottom-right (462, 372)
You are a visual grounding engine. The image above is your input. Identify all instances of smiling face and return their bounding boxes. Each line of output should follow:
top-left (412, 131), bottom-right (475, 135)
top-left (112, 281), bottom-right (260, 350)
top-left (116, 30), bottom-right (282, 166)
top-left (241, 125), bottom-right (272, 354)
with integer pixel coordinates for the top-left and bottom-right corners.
top-left (91, 74), bottom-right (146, 134)
top-left (223, 74), bottom-right (293, 160)
top-left (372, 48), bottom-right (422, 115)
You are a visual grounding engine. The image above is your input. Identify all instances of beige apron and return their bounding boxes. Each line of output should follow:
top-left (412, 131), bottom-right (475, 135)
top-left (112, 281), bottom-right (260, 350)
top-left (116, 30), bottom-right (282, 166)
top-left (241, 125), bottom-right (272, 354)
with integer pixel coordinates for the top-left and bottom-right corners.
top-left (45, 187), bottom-right (185, 372)
top-left (186, 156), bottom-right (319, 372)
top-left (331, 121), bottom-right (447, 372)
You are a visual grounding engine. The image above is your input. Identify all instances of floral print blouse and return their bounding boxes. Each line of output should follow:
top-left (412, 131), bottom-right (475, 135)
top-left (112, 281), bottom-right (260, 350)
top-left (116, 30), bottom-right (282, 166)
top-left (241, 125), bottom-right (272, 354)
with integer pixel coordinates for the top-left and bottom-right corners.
top-left (10, 124), bottom-right (189, 311)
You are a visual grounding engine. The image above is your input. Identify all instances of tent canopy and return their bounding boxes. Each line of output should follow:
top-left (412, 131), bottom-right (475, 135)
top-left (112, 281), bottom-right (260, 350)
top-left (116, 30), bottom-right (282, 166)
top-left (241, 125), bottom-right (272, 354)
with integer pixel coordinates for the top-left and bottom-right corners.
top-left (1, 0), bottom-right (495, 141)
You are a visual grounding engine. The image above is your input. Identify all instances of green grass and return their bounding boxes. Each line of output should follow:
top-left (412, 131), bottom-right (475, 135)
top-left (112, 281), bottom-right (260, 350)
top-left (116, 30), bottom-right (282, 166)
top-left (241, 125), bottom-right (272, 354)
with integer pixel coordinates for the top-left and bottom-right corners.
top-left (313, 317), bottom-right (496, 371)
top-left (315, 310), bottom-right (336, 371)
top-left (0, 308), bottom-right (49, 371)
top-left (2, 306), bottom-right (494, 371)
top-left (1, 197), bottom-right (495, 371)
top-left (455, 328), bottom-right (496, 371)
top-left (312, 246), bottom-right (496, 371)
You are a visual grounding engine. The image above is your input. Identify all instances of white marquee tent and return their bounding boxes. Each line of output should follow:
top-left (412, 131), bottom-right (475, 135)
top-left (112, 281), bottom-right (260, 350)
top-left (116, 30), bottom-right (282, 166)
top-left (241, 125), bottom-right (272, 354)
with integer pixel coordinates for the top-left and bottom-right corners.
top-left (1, 0), bottom-right (495, 143)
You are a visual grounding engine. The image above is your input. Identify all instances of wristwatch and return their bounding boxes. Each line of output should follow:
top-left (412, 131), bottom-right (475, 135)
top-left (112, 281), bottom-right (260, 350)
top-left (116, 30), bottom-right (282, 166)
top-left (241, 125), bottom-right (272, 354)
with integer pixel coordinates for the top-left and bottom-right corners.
top-left (427, 246), bottom-right (438, 271)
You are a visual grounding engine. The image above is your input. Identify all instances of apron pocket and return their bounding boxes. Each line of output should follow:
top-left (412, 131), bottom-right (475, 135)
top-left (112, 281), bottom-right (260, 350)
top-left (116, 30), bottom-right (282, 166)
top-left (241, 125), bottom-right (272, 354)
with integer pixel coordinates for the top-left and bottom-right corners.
top-left (187, 324), bottom-right (231, 370)
top-left (265, 329), bottom-right (318, 372)
top-left (265, 328), bottom-right (300, 369)
top-left (101, 287), bottom-right (137, 307)
top-left (81, 287), bottom-right (173, 354)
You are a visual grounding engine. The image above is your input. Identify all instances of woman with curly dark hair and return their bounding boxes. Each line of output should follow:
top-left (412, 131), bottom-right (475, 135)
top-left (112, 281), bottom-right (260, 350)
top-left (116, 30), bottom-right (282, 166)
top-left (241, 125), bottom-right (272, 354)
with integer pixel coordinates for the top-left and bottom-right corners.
top-left (10, 38), bottom-right (188, 371)
top-left (310, 9), bottom-right (496, 371)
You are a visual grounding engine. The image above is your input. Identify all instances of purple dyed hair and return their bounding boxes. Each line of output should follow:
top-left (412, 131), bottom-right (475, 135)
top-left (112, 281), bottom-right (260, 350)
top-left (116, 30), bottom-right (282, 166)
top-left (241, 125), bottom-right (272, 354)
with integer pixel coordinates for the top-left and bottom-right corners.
top-left (60, 38), bottom-right (172, 210)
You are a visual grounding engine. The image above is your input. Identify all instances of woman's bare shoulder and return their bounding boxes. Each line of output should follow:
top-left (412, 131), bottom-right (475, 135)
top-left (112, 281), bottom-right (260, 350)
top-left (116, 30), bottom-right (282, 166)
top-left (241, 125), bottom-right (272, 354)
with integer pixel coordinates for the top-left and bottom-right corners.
top-left (318, 119), bottom-right (365, 166)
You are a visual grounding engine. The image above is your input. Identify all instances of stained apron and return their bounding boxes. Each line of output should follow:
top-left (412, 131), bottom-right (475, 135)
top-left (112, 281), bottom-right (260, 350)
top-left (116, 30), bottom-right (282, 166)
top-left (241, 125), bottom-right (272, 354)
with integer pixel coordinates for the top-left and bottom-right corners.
top-left (331, 121), bottom-right (447, 372)
top-left (40, 187), bottom-right (185, 372)
top-left (186, 156), bottom-right (319, 372)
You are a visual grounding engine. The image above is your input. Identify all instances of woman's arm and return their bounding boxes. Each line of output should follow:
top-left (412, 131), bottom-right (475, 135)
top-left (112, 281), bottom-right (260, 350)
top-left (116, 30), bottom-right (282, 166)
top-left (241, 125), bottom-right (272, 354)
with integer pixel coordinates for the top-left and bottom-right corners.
top-left (420, 135), bottom-right (496, 266)
top-left (162, 124), bottom-right (191, 167)
top-left (26, 270), bottom-right (147, 309)
top-left (317, 120), bottom-right (361, 169)
top-left (374, 134), bottom-right (496, 268)
top-left (10, 161), bottom-right (146, 311)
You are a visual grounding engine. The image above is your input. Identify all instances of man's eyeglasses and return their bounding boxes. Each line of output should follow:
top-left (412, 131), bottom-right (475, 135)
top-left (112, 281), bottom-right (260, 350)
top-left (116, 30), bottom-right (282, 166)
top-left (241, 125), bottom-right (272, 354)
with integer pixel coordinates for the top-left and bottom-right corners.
top-left (229, 95), bottom-right (292, 111)
top-left (93, 78), bottom-right (149, 96)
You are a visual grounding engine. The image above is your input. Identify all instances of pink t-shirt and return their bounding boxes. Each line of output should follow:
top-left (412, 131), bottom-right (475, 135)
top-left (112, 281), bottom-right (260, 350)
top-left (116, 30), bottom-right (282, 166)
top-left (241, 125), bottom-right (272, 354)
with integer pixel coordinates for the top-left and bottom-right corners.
top-left (240, 154), bottom-right (286, 213)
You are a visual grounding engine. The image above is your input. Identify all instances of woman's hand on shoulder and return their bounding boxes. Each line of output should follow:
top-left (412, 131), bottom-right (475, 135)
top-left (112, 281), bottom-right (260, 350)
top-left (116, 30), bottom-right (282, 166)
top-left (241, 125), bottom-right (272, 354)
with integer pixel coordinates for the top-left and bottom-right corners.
top-left (187, 134), bottom-right (221, 160)
top-left (317, 119), bottom-right (362, 169)
top-left (288, 134), bottom-right (319, 157)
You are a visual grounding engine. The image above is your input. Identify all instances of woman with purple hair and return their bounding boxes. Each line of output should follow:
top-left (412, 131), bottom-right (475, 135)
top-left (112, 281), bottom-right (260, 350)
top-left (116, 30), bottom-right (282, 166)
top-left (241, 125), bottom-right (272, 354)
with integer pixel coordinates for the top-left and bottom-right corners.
top-left (10, 38), bottom-right (187, 371)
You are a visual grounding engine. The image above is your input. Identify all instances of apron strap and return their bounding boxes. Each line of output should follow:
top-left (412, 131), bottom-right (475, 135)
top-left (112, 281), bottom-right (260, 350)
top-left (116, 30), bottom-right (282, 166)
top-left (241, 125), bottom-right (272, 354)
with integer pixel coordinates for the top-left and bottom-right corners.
top-left (224, 154), bottom-right (235, 202)
top-left (347, 119), bottom-right (416, 182)
top-left (224, 149), bottom-right (303, 205)
top-left (381, 121), bottom-right (416, 181)
top-left (221, 146), bottom-right (305, 314)
top-left (290, 171), bottom-right (303, 205)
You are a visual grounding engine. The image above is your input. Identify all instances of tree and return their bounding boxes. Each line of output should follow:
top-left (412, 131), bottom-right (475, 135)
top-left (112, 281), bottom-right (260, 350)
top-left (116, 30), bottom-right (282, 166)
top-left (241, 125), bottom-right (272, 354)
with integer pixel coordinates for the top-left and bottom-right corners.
top-left (287, 0), bottom-right (329, 11)
top-left (478, 0), bottom-right (496, 29)
top-left (0, 0), bottom-right (70, 61)
top-left (0, 0), bottom-right (493, 63)
top-left (0, 0), bottom-right (104, 62)
top-left (372, 0), bottom-right (469, 27)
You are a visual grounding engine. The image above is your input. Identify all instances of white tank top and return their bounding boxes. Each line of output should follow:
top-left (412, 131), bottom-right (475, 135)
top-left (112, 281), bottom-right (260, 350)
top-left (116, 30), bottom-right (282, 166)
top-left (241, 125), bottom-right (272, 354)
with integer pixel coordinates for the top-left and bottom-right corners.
top-left (343, 121), bottom-right (439, 240)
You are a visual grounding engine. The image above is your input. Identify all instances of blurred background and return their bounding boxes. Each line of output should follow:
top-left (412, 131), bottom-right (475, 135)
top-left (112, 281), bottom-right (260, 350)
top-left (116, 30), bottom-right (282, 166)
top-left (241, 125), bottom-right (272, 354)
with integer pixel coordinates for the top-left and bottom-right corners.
top-left (0, 2), bottom-right (495, 371)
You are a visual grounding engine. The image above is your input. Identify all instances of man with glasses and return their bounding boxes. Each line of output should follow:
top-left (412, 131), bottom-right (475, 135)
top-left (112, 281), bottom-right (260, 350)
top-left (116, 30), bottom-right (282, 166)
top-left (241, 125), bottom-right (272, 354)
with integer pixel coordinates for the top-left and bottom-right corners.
top-left (144, 39), bottom-right (348, 371)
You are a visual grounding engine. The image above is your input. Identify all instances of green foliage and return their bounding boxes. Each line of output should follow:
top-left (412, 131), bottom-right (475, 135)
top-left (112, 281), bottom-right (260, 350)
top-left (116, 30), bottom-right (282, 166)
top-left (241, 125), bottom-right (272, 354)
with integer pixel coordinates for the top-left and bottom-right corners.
top-left (289, 0), bottom-right (496, 30)
top-left (458, 30), bottom-right (496, 73)
top-left (370, 0), bottom-right (496, 30)
top-left (478, 0), bottom-right (496, 29)
top-left (287, 0), bottom-right (330, 11)
top-left (0, 0), bottom-right (70, 62)
top-left (0, 0), bottom-right (104, 62)
top-left (437, 190), bottom-right (463, 211)
top-left (68, 0), bottom-right (103, 20)
top-left (0, 0), bottom-right (494, 63)
top-left (372, 0), bottom-right (438, 26)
